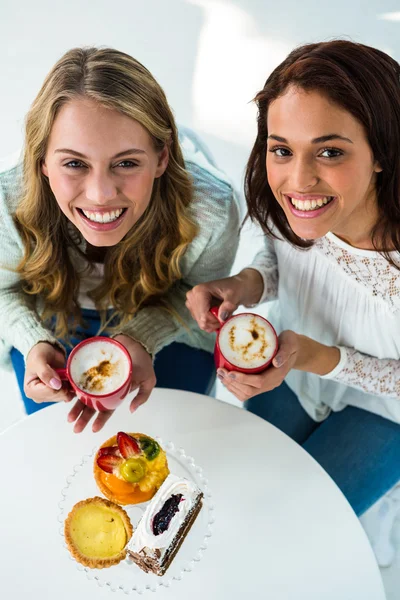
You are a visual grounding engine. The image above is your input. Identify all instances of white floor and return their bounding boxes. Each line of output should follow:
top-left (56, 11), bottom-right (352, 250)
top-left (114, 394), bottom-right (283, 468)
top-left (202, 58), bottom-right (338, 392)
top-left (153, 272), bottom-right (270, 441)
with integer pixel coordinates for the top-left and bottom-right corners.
top-left (1, 1), bottom-right (400, 597)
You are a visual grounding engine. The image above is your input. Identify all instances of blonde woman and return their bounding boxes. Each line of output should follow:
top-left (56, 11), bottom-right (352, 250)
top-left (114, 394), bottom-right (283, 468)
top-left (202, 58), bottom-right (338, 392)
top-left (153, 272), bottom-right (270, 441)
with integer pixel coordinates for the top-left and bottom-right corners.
top-left (0, 47), bottom-right (239, 432)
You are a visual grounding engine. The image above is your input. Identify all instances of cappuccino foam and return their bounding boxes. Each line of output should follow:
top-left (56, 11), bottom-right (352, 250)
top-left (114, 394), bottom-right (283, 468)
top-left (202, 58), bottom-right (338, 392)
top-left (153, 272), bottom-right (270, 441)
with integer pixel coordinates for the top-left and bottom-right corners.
top-left (70, 340), bottom-right (130, 395)
top-left (219, 314), bottom-right (276, 369)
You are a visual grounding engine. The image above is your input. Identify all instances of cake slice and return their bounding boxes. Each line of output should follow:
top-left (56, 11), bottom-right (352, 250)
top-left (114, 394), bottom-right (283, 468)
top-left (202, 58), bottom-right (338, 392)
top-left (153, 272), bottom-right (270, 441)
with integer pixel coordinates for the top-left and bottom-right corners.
top-left (127, 474), bottom-right (203, 576)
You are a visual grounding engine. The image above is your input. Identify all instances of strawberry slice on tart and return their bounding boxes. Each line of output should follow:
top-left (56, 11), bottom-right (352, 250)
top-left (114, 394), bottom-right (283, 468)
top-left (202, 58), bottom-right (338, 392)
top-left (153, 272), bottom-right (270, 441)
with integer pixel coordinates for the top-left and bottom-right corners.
top-left (117, 432), bottom-right (141, 458)
top-left (97, 449), bottom-right (123, 475)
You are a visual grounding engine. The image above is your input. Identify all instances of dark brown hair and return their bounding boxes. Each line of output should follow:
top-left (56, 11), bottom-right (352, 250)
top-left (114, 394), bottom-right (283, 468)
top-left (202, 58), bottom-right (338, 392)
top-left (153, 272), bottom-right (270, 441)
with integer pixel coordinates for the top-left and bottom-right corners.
top-left (245, 40), bottom-right (400, 266)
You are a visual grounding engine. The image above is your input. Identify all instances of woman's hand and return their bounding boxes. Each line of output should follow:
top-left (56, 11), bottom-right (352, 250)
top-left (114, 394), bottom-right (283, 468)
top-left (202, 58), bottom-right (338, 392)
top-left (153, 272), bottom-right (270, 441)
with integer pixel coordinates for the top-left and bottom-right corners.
top-left (217, 331), bottom-right (341, 401)
top-left (24, 342), bottom-right (74, 404)
top-left (217, 330), bottom-right (300, 401)
top-left (115, 335), bottom-right (156, 412)
top-left (67, 335), bottom-right (156, 433)
top-left (186, 268), bottom-right (264, 332)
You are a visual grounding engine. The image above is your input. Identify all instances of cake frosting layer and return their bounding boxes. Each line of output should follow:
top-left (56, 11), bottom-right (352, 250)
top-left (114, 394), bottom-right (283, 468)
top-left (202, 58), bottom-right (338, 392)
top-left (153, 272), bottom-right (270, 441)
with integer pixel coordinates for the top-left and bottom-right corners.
top-left (127, 474), bottom-right (201, 553)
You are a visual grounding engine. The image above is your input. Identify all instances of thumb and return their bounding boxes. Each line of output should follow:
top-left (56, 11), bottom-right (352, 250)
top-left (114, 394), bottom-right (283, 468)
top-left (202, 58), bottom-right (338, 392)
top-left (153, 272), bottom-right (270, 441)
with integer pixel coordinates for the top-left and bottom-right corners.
top-left (272, 339), bottom-right (296, 368)
top-left (218, 300), bottom-right (238, 322)
top-left (38, 364), bottom-right (63, 390)
top-left (272, 353), bottom-right (286, 368)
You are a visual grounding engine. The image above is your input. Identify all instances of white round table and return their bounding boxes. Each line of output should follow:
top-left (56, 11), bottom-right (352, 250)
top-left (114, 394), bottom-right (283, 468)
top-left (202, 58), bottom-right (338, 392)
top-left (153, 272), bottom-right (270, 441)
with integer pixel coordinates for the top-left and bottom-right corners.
top-left (0, 389), bottom-right (385, 599)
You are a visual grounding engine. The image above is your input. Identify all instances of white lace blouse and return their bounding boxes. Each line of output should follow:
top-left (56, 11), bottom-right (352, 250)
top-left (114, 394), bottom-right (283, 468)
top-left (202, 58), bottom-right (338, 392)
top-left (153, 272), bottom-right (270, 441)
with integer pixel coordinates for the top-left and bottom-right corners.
top-left (250, 231), bottom-right (400, 424)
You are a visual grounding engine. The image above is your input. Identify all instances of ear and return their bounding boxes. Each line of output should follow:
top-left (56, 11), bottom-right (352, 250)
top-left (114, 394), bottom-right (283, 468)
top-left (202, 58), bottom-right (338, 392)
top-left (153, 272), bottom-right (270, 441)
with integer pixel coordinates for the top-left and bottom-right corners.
top-left (154, 145), bottom-right (169, 178)
top-left (41, 160), bottom-right (49, 178)
top-left (373, 161), bottom-right (383, 173)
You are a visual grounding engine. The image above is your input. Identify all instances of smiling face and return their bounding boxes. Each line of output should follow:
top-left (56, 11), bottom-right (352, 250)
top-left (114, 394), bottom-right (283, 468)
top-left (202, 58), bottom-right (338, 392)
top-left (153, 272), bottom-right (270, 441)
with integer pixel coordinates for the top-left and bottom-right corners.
top-left (41, 98), bottom-right (168, 247)
top-left (266, 86), bottom-right (382, 246)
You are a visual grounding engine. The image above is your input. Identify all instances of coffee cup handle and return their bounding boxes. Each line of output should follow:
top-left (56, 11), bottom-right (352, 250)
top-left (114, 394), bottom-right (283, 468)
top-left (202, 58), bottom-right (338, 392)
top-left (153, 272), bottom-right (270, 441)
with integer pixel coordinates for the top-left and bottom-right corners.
top-left (210, 306), bottom-right (224, 329)
top-left (54, 368), bottom-right (68, 381)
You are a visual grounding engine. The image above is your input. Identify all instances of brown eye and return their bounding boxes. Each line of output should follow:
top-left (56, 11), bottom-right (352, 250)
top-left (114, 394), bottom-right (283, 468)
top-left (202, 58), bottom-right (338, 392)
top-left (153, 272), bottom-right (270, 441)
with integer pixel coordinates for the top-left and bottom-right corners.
top-left (319, 148), bottom-right (343, 158)
top-left (269, 147), bottom-right (292, 157)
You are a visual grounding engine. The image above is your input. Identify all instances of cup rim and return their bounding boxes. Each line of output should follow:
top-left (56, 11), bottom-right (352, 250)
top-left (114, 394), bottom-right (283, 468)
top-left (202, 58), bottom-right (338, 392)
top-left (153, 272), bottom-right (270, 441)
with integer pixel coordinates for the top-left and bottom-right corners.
top-left (216, 312), bottom-right (278, 372)
top-left (66, 336), bottom-right (133, 398)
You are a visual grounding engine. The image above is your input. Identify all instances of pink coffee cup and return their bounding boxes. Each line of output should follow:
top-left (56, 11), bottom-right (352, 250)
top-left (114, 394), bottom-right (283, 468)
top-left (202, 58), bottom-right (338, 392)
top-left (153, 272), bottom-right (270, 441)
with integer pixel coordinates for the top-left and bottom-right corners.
top-left (55, 336), bottom-right (132, 411)
top-left (210, 307), bottom-right (278, 374)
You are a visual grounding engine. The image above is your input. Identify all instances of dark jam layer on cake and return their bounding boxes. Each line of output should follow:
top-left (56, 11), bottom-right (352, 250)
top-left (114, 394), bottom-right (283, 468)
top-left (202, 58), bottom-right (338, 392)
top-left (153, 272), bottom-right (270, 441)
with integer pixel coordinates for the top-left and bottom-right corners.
top-left (152, 494), bottom-right (183, 535)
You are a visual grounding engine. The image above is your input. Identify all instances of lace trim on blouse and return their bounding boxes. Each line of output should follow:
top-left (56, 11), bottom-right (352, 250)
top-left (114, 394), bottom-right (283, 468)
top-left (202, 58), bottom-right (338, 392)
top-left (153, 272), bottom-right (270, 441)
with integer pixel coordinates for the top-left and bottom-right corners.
top-left (329, 347), bottom-right (400, 399)
top-left (314, 234), bottom-right (400, 311)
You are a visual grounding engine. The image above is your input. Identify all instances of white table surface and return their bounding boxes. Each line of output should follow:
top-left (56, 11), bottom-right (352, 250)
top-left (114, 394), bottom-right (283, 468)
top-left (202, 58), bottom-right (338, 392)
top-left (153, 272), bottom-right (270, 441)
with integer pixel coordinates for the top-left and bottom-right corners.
top-left (0, 388), bottom-right (386, 600)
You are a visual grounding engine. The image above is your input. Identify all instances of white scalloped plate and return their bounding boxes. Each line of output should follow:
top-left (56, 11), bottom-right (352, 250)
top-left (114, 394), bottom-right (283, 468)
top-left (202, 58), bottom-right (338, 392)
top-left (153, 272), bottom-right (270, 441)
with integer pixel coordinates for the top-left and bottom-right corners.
top-left (58, 439), bottom-right (214, 594)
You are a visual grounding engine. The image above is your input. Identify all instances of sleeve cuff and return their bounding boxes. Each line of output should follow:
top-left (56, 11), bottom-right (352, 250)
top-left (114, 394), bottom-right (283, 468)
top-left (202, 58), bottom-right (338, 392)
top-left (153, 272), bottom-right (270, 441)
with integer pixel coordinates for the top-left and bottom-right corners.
top-left (10, 318), bottom-right (65, 362)
top-left (319, 346), bottom-right (348, 379)
top-left (111, 331), bottom-right (155, 359)
top-left (112, 307), bottom-right (180, 358)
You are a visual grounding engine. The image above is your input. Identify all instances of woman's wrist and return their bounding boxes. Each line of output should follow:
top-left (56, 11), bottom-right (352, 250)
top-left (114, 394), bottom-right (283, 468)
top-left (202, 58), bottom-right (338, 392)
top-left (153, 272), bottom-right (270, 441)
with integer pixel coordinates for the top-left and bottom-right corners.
top-left (294, 334), bottom-right (341, 376)
top-left (235, 268), bottom-right (264, 306)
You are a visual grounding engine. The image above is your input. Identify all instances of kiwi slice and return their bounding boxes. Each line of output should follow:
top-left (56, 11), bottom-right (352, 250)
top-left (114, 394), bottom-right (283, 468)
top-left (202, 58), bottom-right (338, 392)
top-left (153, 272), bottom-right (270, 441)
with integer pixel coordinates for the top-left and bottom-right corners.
top-left (139, 437), bottom-right (160, 461)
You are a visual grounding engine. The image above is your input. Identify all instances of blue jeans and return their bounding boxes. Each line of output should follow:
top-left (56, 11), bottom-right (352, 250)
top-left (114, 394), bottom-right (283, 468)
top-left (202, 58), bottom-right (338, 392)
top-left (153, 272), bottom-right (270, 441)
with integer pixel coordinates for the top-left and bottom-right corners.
top-left (11, 309), bottom-right (215, 415)
top-left (245, 381), bottom-right (400, 516)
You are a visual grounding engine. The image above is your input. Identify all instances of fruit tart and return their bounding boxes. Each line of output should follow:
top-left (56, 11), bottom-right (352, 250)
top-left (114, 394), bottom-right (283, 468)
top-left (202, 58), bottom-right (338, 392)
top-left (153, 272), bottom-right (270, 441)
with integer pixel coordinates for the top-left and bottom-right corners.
top-left (64, 496), bottom-right (133, 568)
top-left (94, 432), bottom-right (169, 505)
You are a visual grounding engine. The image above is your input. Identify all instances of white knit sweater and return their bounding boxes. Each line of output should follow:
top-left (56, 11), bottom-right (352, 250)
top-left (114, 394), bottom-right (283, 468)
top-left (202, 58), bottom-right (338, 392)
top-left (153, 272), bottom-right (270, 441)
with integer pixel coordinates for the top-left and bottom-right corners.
top-left (0, 129), bottom-right (240, 368)
top-left (250, 231), bottom-right (400, 424)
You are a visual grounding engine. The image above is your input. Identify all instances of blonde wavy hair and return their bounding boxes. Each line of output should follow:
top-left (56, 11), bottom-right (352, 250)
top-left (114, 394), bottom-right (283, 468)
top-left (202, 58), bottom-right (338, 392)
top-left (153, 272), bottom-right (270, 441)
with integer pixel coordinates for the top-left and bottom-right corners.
top-left (14, 47), bottom-right (197, 340)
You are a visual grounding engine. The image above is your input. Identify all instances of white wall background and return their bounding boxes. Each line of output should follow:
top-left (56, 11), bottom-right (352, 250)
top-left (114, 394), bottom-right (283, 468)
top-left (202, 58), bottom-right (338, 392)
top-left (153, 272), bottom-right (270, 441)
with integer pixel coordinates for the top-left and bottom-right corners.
top-left (1, 2), bottom-right (399, 597)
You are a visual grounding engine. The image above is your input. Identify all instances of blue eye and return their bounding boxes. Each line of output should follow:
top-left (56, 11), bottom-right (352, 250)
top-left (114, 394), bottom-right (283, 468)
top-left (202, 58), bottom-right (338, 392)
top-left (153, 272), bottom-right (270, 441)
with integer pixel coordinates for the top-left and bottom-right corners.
top-left (116, 160), bottom-right (138, 168)
top-left (64, 160), bottom-right (86, 169)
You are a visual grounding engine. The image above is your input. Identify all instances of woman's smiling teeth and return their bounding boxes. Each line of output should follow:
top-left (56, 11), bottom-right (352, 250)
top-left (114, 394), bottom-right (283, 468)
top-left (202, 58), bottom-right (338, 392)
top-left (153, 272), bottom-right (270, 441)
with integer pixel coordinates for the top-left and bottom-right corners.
top-left (80, 208), bottom-right (125, 223)
top-left (288, 195), bottom-right (335, 211)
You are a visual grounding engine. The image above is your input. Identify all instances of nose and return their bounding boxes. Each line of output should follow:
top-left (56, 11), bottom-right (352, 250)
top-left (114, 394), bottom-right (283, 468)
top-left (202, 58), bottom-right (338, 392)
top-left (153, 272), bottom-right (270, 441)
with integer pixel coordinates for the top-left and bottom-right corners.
top-left (84, 170), bottom-right (118, 205)
top-left (289, 155), bottom-right (319, 191)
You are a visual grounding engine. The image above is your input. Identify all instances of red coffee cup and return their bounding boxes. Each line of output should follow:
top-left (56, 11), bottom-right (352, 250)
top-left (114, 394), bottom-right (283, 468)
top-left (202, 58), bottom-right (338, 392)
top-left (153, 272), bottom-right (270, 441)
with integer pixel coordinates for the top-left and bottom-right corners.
top-left (211, 307), bottom-right (278, 374)
top-left (55, 336), bottom-right (132, 411)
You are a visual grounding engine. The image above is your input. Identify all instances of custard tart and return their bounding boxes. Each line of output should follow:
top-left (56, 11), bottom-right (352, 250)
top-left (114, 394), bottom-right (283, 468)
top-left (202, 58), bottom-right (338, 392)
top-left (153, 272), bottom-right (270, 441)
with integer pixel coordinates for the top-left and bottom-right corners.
top-left (64, 496), bottom-right (133, 568)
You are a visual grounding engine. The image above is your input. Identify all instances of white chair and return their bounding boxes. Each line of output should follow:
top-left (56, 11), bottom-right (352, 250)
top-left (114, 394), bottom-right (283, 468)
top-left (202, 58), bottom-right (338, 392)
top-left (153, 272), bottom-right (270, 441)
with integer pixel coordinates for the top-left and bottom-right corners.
top-left (360, 484), bottom-right (400, 567)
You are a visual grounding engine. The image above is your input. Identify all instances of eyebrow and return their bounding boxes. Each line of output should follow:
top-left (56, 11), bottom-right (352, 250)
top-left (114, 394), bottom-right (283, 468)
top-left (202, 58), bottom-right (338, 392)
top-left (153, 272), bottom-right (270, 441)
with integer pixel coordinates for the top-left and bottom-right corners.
top-left (268, 134), bottom-right (353, 144)
top-left (54, 148), bottom-right (146, 158)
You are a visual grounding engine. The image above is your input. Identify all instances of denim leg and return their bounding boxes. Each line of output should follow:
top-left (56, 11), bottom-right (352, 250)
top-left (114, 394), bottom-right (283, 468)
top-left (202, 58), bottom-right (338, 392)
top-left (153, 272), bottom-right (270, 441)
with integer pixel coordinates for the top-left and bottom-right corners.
top-left (154, 342), bottom-right (215, 396)
top-left (10, 347), bottom-right (55, 415)
top-left (303, 406), bottom-right (400, 516)
top-left (244, 381), bottom-right (319, 444)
